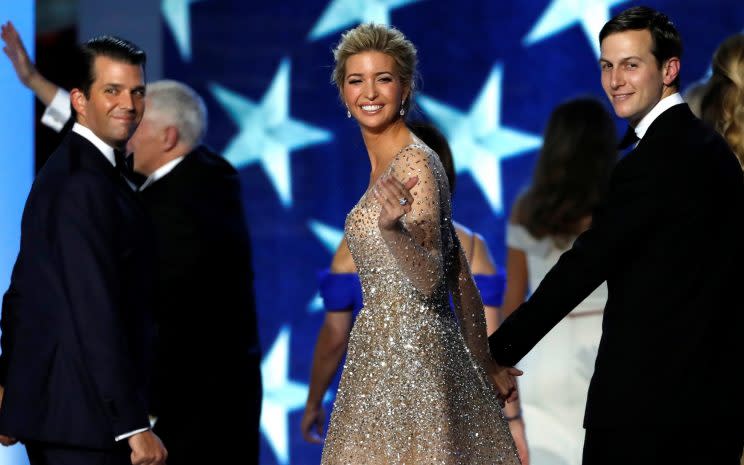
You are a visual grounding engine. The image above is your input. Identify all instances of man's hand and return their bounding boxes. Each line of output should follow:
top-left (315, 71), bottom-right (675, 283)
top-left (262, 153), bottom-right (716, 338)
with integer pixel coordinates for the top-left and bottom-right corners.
top-left (128, 430), bottom-right (167, 465)
top-left (1, 21), bottom-right (37, 87)
top-left (300, 403), bottom-right (326, 444)
top-left (486, 360), bottom-right (523, 404)
top-left (0, 385), bottom-right (18, 447)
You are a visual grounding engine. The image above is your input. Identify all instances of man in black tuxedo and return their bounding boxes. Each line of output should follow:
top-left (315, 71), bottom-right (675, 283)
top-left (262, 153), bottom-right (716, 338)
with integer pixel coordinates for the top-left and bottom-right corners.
top-left (489, 7), bottom-right (744, 465)
top-left (0, 37), bottom-right (167, 465)
top-left (125, 80), bottom-right (262, 465)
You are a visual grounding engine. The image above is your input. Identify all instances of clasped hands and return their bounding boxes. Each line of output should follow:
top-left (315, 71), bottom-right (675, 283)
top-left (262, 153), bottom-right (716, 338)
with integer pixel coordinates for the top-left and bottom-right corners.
top-left (485, 360), bottom-right (523, 405)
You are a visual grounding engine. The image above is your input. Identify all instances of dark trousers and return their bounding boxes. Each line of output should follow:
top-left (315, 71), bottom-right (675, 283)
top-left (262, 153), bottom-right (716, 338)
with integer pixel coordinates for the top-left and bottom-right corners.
top-left (583, 427), bottom-right (744, 465)
top-left (152, 364), bottom-right (262, 465)
top-left (155, 413), bottom-right (260, 465)
top-left (26, 441), bottom-right (130, 465)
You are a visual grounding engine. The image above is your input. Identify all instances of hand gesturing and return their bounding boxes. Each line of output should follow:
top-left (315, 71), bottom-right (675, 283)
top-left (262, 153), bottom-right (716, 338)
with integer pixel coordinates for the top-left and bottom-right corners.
top-left (373, 174), bottom-right (418, 231)
top-left (1, 21), bottom-right (37, 86)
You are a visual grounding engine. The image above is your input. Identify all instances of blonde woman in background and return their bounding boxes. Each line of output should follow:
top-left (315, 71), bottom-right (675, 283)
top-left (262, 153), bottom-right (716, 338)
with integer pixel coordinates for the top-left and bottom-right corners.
top-left (700, 32), bottom-right (744, 465)
top-left (701, 33), bottom-right (744, 167)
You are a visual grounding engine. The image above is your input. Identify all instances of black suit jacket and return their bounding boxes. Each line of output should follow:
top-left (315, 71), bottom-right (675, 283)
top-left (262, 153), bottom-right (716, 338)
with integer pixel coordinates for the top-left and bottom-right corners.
top-left (139, 145), bottom-right (260, 418)
top-left (0, 132), bottom-right (156, 447)
top-left (490, 104), bottom-right (744, 428)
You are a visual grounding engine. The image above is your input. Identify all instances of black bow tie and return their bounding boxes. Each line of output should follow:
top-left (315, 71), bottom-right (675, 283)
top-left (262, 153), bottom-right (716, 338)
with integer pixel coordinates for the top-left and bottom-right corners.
top-left (113, 149), bottom-right (128, 172)
top-left (618, 127), bottom-right (640, 150)
top-left (114, 150), bottom-right (147, 188)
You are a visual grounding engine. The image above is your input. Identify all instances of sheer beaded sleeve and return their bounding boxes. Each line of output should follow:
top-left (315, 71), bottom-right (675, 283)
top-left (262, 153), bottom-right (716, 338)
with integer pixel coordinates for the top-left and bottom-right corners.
top-left (447, 225), bottom-right (491, 368)
top-left (381, 145), bottom-right (445, 297)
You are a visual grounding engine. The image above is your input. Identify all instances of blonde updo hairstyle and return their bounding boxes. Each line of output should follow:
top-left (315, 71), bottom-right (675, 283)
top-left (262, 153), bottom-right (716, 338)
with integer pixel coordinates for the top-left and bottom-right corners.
top-left (701, 33), bottom-right (744, 166)
top-left (332, 23), bottom-right (418, 115)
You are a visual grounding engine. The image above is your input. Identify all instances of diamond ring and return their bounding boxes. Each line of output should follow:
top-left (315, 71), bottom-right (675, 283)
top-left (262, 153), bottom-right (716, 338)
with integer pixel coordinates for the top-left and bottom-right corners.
top-left (399, 197), bottom-right (408, 206)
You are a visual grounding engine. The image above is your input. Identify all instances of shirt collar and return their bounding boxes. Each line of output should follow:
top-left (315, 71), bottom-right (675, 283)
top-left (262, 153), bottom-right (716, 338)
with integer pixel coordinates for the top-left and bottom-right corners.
top-left (634, 93), bottom-right (685, 140)
top-left (139, 155), bottom-right (186, 191)
top-left (72, 123), bottom-right (117, 167)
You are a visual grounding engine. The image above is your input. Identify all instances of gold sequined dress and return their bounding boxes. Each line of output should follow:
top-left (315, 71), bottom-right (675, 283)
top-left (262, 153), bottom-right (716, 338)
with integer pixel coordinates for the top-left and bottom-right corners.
top-left (321, 143), bottom-right (520, 464)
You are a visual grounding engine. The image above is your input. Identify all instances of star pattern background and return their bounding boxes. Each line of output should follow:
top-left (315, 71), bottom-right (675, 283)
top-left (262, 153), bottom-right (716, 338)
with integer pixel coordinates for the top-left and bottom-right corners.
top-left (160, 1), bottom-right (744, 463)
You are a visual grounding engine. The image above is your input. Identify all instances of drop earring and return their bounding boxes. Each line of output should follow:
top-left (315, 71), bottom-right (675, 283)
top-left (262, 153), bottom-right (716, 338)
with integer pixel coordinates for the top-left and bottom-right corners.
top-left (345, 105), bottom-right (351, 118)
top-left (399, 99), bottom-right (405, 116)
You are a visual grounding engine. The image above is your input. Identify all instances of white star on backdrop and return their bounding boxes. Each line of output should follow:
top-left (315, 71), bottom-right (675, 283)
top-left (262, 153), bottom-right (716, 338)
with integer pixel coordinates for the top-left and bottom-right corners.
top-left (418, 64), bottom-right (542, 214)
top-left (261, 326), bottom-right (328, 464)
top-left (307, 292), bottom-right (325, 313)
top-left (209, 59), bottom-right (333, 208)
top-left (524, 0), bottom-right (630, 57)
top-left (161, 0), bottom-right (203, 61)
top-left (308, 0), bottom-right (423, 40)
top-left (306, 220), bottom-right (345, 312)
top-left (308, 219), bottom-right (345, 253)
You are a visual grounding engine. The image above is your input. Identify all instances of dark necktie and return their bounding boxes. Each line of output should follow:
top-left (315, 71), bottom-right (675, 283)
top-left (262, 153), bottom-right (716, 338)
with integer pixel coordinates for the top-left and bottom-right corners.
top-left (618, 126), bottom-right (640, 150)
top-left (114, 150), bottom-right (147, 188)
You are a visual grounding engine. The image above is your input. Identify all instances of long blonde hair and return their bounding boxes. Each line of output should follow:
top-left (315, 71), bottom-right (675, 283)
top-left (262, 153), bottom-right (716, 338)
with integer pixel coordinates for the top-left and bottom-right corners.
top-left (702, 34), bottom-right (744, 167)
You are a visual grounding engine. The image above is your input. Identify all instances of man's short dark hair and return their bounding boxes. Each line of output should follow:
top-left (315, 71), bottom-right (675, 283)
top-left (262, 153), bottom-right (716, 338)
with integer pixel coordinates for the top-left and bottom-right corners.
top-left (599, 6), bottom-right (682, 89)
top-left (74, 35), bottom-right (146, 97)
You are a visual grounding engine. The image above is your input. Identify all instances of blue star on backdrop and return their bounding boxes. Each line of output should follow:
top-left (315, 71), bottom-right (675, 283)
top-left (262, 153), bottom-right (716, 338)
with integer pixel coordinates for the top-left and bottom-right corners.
top-left (161, 1), bottom-right (744, 464)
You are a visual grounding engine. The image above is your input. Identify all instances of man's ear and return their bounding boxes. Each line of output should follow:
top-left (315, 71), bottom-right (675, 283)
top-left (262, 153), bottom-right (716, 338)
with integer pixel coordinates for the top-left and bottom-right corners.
top-left (662, 57), bottom-right (680, 87)
top-left (163, 126), bottom-right (179, 152)
top-left (70, 88), bottom-right (87, 119)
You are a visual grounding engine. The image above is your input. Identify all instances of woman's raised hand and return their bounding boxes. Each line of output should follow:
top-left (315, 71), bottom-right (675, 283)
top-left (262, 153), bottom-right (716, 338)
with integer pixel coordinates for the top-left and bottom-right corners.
top-left (373, 174), bottom-right (418, 231)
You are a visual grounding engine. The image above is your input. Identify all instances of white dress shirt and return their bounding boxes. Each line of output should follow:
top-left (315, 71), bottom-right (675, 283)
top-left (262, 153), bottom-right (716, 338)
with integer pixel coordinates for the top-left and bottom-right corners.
top-left (41, 88), bottom-right (72, 132)
top-left (71, 123), bottom-right (116, 167)
top-left (633, 92), bottom-right (685, 140)
top-left (138, 155), bottom-right (186, 191)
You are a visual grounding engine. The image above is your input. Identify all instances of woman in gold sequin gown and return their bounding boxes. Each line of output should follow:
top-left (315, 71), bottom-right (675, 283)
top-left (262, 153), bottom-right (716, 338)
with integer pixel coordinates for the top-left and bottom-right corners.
top-left (320, 23), bottom-right (522, 465)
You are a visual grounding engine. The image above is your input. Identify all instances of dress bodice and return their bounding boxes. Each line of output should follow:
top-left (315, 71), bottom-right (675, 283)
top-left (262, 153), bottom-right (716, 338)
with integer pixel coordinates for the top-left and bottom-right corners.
top-left (344, 143), bottom-right (452, 311)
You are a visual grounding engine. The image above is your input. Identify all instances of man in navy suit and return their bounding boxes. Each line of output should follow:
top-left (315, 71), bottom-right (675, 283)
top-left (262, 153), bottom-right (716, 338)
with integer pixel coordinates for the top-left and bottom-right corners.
top-left (0, 27), bottom-right (262, 462)
top-left (0, 36), bottom-right (167, 465)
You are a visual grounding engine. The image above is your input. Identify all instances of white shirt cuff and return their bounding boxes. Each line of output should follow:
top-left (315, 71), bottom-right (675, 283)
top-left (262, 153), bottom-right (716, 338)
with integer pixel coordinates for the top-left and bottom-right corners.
top-left (40, 88), bottom-right (72, 133)
top-left (115, 427), bottom-right (149, 442)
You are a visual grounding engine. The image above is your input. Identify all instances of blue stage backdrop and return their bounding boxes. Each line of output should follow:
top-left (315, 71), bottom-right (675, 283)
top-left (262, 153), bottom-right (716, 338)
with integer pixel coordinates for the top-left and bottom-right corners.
top-left (0, 1), bottom-right (33, 464)
top-left (160, 1), bottom-right (743, 463)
